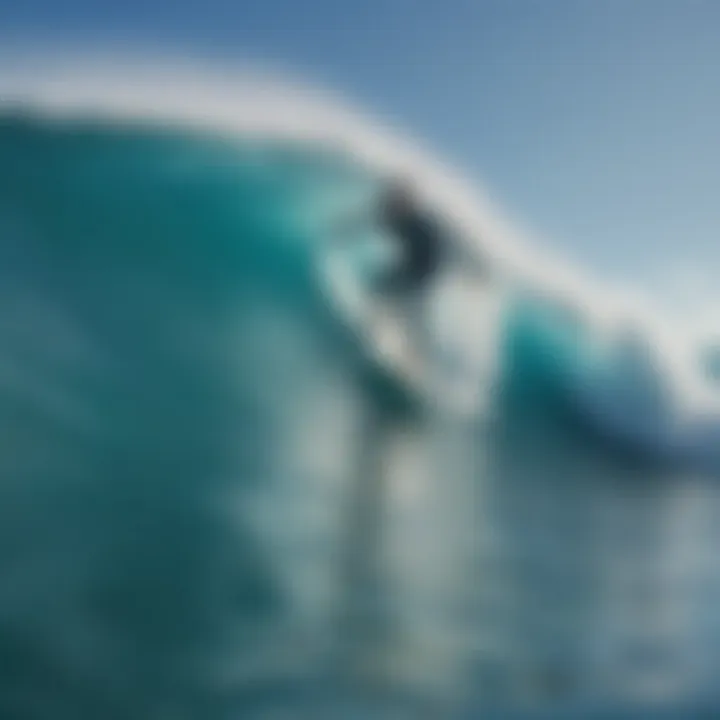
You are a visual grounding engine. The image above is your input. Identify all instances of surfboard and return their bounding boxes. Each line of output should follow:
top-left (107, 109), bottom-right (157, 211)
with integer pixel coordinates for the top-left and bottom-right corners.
top-left (318, 240), bottom-right (428, 397)
top-left (317, 235), bottom-right (497, 417)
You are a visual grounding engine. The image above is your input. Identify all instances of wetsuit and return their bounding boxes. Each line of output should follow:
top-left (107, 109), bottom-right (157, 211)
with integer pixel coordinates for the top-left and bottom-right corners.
top-left (378, 210), bottom-right (443, 295)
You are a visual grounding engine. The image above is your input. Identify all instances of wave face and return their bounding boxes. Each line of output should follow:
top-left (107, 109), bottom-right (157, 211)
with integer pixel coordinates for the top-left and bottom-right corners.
top-left (2, 64), bottom-right (720, 718)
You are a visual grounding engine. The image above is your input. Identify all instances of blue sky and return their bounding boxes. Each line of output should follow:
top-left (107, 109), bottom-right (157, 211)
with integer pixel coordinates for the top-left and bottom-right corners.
top-left (3, 0), bottom-right (720, 284)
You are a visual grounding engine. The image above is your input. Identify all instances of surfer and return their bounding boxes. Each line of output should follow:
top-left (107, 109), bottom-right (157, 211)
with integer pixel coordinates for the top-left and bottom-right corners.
top-left (332, 177), bottom-right (490, 403)
top-left (376, 179), bottom-right (444, 298)
top-left (334, 178), bottom-right (451, 378)
top-left (378, 180), bottom-right (452, 375)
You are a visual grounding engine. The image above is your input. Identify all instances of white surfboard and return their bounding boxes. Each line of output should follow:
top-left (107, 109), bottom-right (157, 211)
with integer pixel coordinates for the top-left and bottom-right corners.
top-left (317, 237), bottom-right (503, 416)
top-left (319, 241), bottom-right (426, 389)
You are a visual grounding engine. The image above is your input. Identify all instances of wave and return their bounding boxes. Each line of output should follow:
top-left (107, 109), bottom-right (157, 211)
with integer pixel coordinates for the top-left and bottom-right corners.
top-left (2, 48), bottom-right (719, 468)
top-left (2, 49), bottom-right (720, 717)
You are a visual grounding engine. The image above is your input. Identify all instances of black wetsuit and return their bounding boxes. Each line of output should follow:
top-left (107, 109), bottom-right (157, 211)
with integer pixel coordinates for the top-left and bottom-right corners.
top-left (382, 211), bottom-right (443, 294)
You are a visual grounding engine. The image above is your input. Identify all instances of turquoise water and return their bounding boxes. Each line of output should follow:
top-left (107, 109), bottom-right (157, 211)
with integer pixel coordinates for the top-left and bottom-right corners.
top-left (1, 112), bottom-right (720, 719)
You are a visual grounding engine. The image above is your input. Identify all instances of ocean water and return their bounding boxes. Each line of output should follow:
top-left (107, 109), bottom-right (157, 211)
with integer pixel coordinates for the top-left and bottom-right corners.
top-left (2, 59), bottom-right (720, 720)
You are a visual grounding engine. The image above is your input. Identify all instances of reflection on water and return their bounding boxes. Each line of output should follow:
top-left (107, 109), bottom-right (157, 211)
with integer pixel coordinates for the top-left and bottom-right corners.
top-left (242, 296), bottom-right (720, 718)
